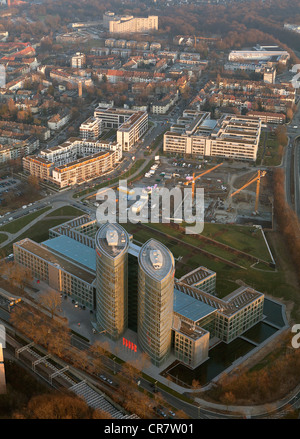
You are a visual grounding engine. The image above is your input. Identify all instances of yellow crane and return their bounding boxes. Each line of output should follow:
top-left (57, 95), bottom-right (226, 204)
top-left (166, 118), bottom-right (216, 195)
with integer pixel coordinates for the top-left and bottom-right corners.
top-left (230, 170), bottom-right (266, 214)
top-left (184, 162), bottom-right (224, 199)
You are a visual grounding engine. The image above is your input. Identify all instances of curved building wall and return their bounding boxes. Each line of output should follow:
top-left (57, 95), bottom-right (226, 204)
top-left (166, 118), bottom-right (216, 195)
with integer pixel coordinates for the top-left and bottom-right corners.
top-left (95, 223), bottom-right (129, 340)
top-left (137, 239), bottom-right (175, 367)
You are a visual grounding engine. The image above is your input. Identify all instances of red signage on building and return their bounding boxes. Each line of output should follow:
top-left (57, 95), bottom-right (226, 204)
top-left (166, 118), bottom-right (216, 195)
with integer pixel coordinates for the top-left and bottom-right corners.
top-left (123, 337), bottom-right (137, 352)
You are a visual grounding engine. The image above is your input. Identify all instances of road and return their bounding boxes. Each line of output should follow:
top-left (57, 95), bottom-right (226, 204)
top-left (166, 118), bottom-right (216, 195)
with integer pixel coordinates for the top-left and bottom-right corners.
top-left (1, 99), bottom-right (300, 418)
top-left (284, 98), bottom-right (300, 217)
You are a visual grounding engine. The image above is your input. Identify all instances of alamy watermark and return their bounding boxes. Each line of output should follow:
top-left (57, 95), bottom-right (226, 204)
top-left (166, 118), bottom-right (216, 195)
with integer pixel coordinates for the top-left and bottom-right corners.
top-left (0, 324), bottom-right (6, 349)
top-left (0, 65), bottom-right (5, 88)
top-left (291, 324), bottom-right (300, 349)
top-left (95, 180), bottom-right (204, 234)
top-left (291, 64), bottom-right (300, 89)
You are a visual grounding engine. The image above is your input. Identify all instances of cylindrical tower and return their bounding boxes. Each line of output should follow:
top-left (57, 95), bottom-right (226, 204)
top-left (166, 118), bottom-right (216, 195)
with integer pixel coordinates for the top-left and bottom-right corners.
top-left (95, 223), bottom-right (129, 340)
top-left (138, 239), bottom-right (175, 367)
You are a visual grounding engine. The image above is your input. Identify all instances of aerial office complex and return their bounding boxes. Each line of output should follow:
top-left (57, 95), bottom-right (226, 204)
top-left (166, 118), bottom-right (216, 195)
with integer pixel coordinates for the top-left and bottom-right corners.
top-left (163, 110), bottom-right (261, 161)
top-left (13, 215), bottom-right (265, 369)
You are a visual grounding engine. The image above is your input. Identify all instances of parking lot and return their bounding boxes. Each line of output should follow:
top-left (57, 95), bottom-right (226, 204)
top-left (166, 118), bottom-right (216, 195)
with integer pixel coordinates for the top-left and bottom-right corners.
top-left (0, 177), bottom-right (19, 194)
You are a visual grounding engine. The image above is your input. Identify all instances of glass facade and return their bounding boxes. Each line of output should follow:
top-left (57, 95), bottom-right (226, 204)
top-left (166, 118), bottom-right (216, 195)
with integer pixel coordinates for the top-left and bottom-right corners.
top-left (95, 224), bottom-right (129, 340)
top-left (128, 253), bottom-right (139, 332)
top-left (137, 240), bottom-right (175, 367)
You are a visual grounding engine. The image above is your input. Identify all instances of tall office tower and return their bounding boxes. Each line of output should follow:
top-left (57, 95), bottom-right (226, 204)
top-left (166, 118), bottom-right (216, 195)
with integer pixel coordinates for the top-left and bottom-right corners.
top-left (138, 239), bottom-right (175, 367)
top-left (95, 223), bottom-right (129, 340)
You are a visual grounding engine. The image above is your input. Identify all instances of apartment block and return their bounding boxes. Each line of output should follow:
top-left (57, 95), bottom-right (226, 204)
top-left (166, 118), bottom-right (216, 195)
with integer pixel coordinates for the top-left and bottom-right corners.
top-left (79, 117), bottom-right (102, 140)
top-left (71, 52), bottom-right (86, 69)
top-left (108, 15), bottom-right (158, 34)
top-left (23, 137), bottom-right (122, 188)
top-left (93, 105), bottom-right (148, 151)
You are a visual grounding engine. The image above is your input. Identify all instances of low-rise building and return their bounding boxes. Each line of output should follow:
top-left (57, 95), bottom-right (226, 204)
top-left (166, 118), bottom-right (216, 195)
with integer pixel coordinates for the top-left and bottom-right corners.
top-left (151, 90), bottom-right (179, 114)
top-left (48, 110), bottom-right (71, 131)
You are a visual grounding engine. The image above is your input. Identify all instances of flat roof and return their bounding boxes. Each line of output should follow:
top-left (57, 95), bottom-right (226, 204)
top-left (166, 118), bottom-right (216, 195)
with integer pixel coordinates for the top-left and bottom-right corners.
top-left (43, 235), bottom-right (96, 272)
top-left (14, 238), bottom-right (95, 284)
top-left (200, 119), bottom-right (218, 129)
top-left (173, 288), bottom-right (217, 322)
top-left (178, 266), bottom-right (216, 285)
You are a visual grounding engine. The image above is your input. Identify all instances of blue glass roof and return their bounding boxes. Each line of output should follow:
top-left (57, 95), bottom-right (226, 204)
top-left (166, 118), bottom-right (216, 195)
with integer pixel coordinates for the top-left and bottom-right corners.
top-left (173, 288), bottom-right (216, 322)
top-left (43, 235), bottom-right (96, 272)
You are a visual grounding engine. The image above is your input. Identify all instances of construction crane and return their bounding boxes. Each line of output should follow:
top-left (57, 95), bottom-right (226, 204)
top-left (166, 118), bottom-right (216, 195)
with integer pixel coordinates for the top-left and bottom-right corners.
top-left (184, 162), bottom-right (224, 200)
top-left (230, 170), bottom-right (266, 214)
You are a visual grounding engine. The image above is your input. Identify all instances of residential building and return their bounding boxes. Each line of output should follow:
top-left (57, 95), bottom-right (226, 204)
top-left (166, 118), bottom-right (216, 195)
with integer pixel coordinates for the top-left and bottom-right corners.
top-left (48, 111), bottom-right (71, 131)
top-left (23, 137), bottom-right (122, 188)
top-left (107, 15), bottom-right (158, 34)
top-left (151, 90), bottom-right (179, 114)
top-left (263, 66), bottom-right (276, 84)
top-left (94, 105), bottom-right (148, 151)
top-left (0, 137), bottom-right (38, 163)
top-left (71, 52), bottom-right (86, 69)
top-left (79, 117), bottom-right (102, 140)
top-left (247, 111), bottom-right (286, 124)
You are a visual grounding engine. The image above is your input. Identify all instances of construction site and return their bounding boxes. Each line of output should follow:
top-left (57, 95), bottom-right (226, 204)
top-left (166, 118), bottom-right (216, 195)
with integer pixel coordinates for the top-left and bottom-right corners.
top-left (118, 157), bottom-right (273, 229)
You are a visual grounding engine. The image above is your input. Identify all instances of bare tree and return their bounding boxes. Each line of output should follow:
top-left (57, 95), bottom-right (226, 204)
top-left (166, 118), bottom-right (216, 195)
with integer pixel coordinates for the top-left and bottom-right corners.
top-left (39, 289), bottom-right (61, 319)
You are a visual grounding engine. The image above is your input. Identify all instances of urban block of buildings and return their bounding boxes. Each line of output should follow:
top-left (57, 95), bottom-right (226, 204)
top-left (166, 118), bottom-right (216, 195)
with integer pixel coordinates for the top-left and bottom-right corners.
top-left (23, 138), bottom-right (122, 188)
top-left (163, 110), bottom-right (262, 161)
top-left (91, 104), bottom-right (148, 151)
top-left (13, 216), bottom-right (265, 370)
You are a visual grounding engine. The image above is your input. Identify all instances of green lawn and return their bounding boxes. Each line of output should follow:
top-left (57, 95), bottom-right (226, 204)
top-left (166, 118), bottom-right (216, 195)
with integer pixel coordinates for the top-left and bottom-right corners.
top-left (147, 221), bottom-right (273, 263)
top-left (45, 206), bottom-right (85, 218)
top-left (0, 206), bottom-right (52, 234)
top-left (0, 232), bottom-right (7, 244)
top-left (1, 206), bottom-right (85, 255)
top-left (122, 222), bottom-right (294, 310)
top-left (257, 131), bottom-right (282, 167)
top-left (201, 223), bottom-right (272, 262)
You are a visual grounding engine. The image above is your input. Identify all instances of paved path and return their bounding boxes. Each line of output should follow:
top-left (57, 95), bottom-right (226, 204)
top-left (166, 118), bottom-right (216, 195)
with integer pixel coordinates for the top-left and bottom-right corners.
top-left (0, 201), bottom-right (68, 248)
